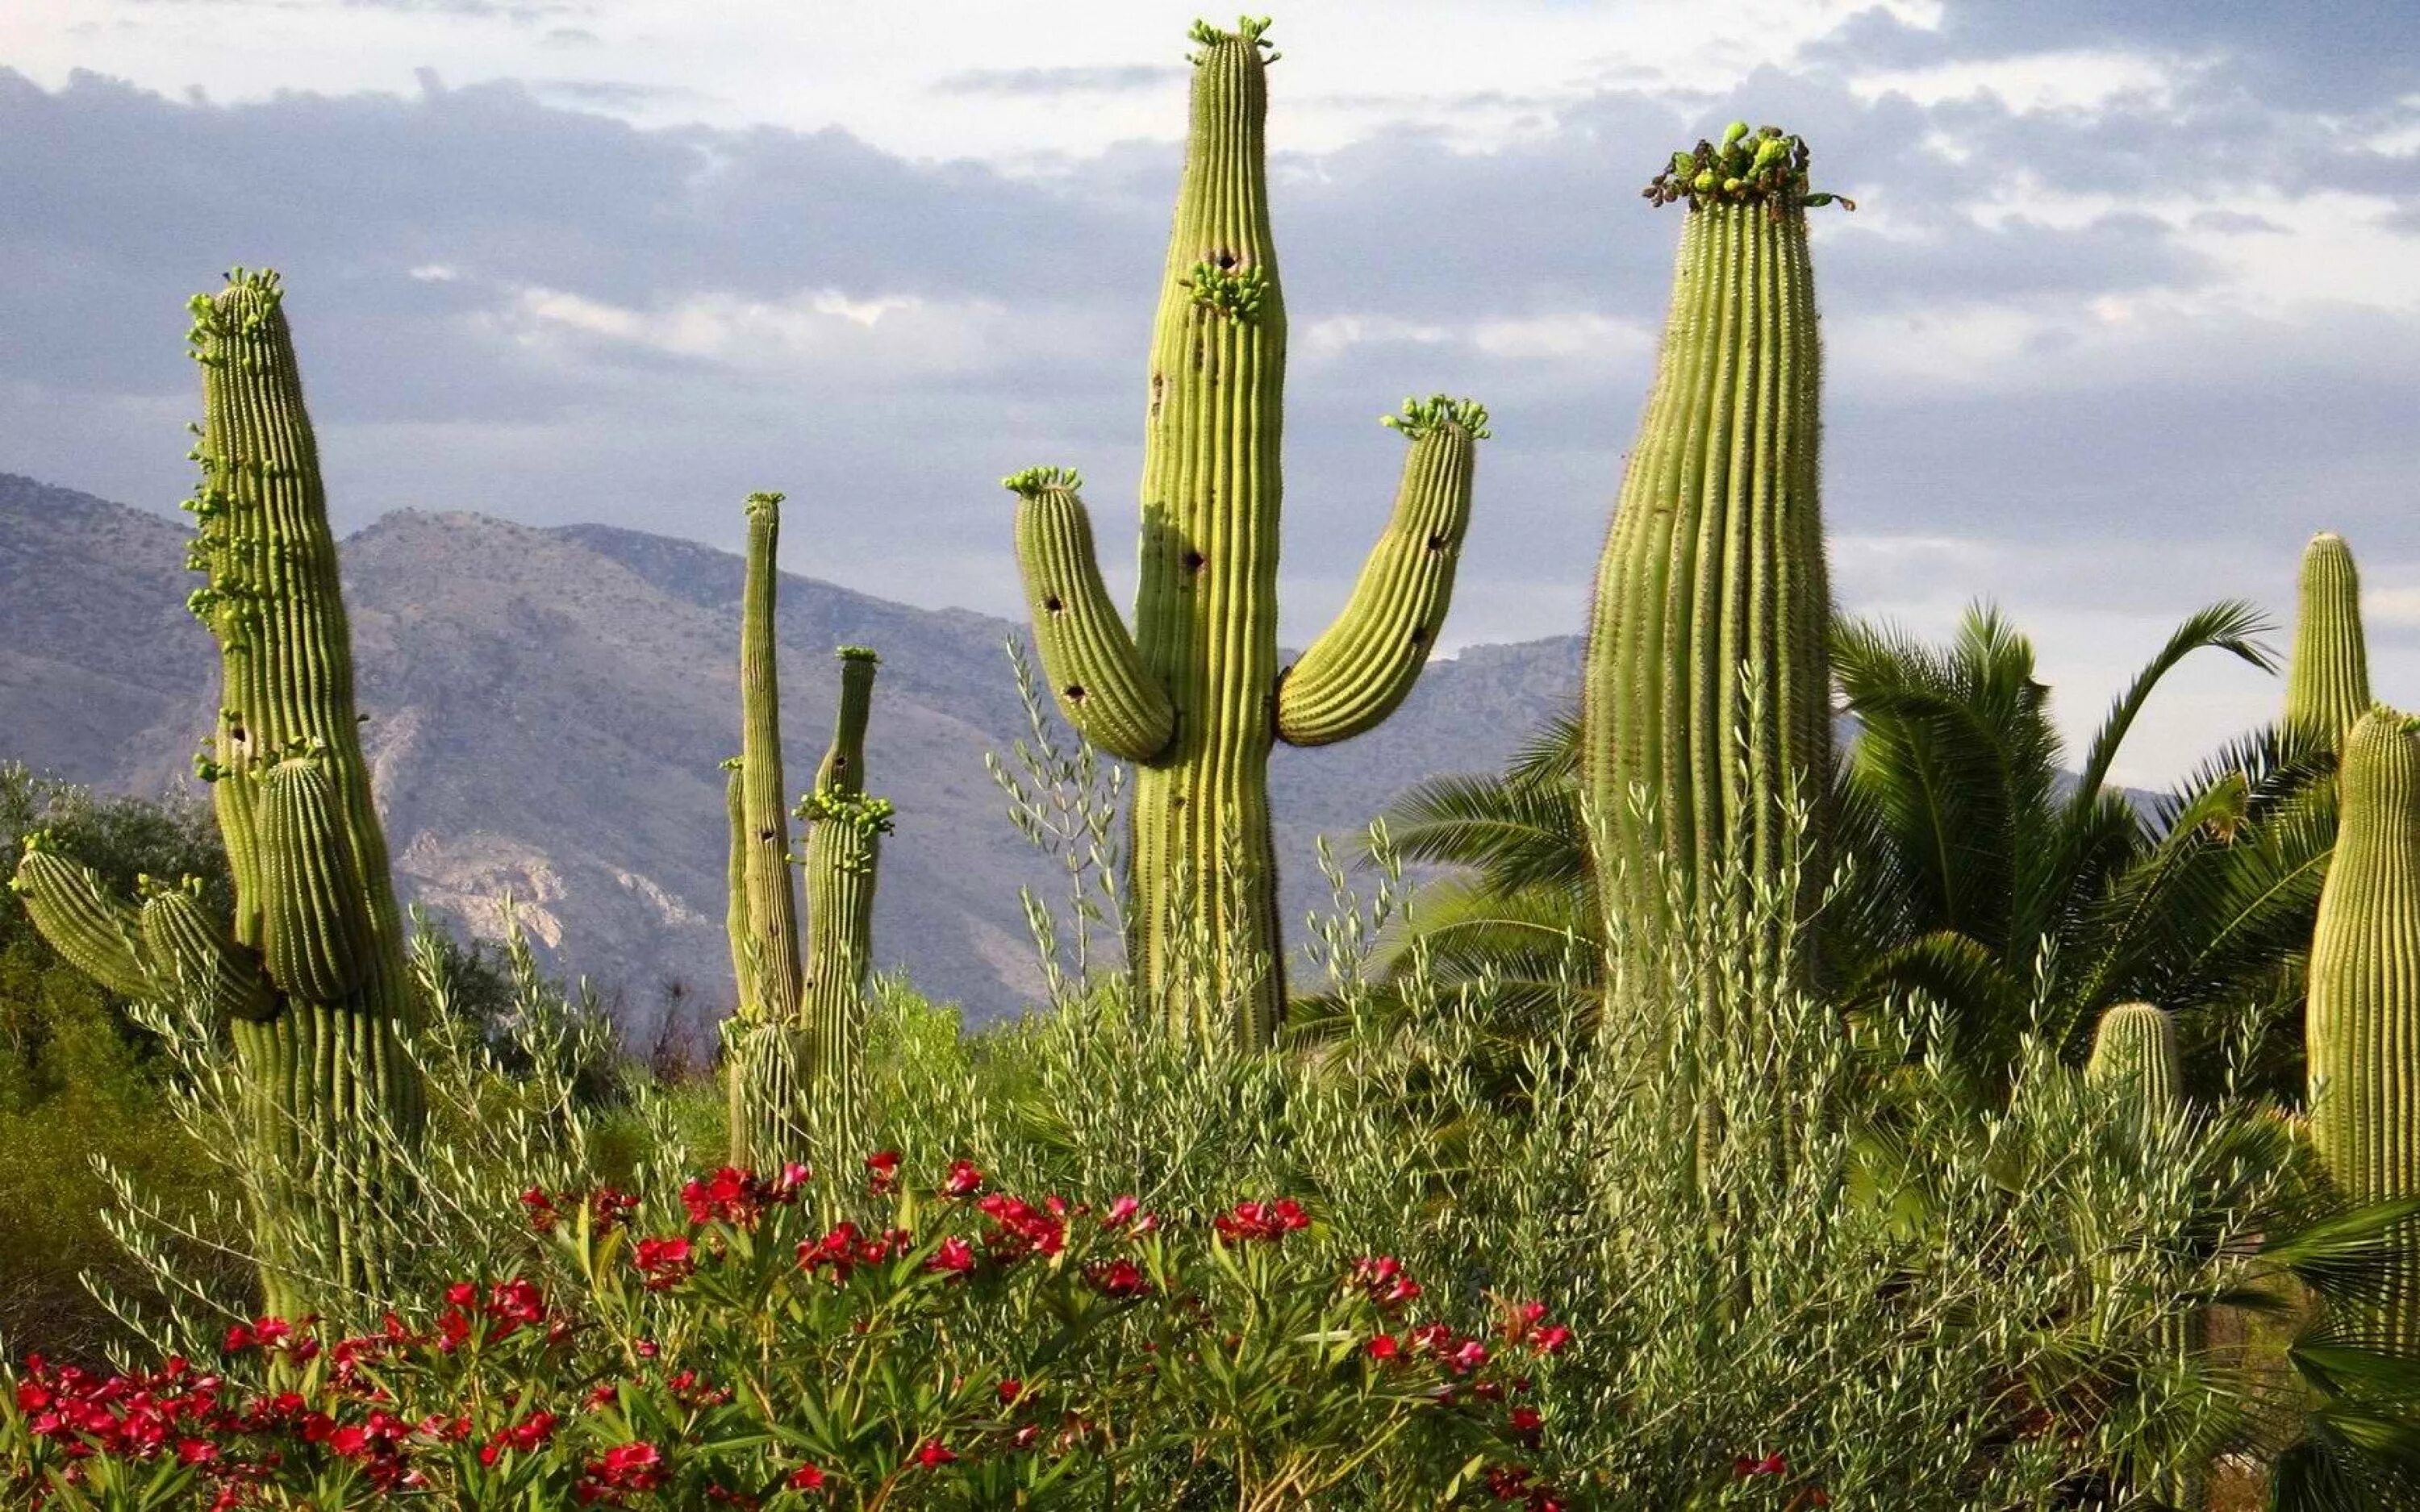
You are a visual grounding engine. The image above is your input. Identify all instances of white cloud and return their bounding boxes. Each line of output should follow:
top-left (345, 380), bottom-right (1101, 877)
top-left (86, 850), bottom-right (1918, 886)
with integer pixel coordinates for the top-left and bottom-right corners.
top-left (1850, 50), bottom-right (2184, 115)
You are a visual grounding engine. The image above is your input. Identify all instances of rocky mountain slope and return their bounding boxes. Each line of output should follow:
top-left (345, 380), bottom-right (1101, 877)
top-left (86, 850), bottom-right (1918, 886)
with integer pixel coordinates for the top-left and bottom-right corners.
top-left (0, 473), bottom-right (1579, 1035)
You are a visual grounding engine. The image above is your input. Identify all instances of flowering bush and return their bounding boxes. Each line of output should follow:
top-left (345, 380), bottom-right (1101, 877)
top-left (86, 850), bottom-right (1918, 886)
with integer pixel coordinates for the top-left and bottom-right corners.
top-left (3, 1156), bottom-right (1567, 1509)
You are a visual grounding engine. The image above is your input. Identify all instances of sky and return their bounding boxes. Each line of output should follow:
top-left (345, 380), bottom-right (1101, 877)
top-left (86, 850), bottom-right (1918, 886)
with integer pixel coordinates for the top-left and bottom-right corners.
top-left (5, 1), bottom-right (2418, 786)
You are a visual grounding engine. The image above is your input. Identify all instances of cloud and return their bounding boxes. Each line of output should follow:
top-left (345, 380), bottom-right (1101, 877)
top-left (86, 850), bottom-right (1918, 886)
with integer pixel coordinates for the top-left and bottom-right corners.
top-left (937, 64), bottom-right (1183, 96)
top-left (5, 0), bottom-right (2420, 779)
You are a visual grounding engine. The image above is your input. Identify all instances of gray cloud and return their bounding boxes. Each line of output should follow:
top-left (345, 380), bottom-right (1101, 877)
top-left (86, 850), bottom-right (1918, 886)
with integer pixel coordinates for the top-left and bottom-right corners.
top-left (5, 5), bottom-right (2419, 773)
top-left (937, 65), bottom-right (1184, 96)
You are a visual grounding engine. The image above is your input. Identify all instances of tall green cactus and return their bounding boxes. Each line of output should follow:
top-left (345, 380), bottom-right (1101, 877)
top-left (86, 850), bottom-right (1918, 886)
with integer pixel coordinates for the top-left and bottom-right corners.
top-left (2284, 531), bottom-right (2370, 748)
top-left (2307, 707), bottom-right (2420, 1346)
top-left (722, 505), bottom-right (890, 1168)
top-left (798, 649), bottom-right (892, 1164)
top-left (1004, 19), bottom-right (1487, 1045)
top-left (1581, 124), bottom-right (1845, 996)
top-left (2087, 1001), bottom-right (2184, 1110)
top-left (12, 270), bottom-right (419, 1317)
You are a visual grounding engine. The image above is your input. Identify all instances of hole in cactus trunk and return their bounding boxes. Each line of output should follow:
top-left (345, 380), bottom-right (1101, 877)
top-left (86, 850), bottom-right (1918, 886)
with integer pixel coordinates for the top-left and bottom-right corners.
top-left (1064, 685), bottom-right (1087, 703)
top-left (1043, 595), bottom-right (1065, 614)
top-left (1426, 532), bottom-right (1449, 553)
top-left (1409, 626), bottom-right (1429, 647)
top-left (1183, 550), bottom-right (1206, 574)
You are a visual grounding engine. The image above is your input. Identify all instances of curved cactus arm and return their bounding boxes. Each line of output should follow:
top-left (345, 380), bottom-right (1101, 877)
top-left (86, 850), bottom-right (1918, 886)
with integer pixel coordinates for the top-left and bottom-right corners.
top-left (736, 491), bottom-right (806, 1018)
top-left (816, 648), bottom-right (881, 798)
top-left (721, 756), bottom-right (761, 1021)
top-left (2286, 531), bottom-right (2371, 747)
top-left (140, 878), bottom-right (277, 1023)
top-left (12, 837), bottom-right (153, 998)
top-left (258, 755), bottom-right (373, 1002)
top-left (2085, 1001), bottom-right (2184, 1109)
top-left (1277, 397), bottom-right (1487, 748)
top-left (1005, 468), bottom-right (1177, 764)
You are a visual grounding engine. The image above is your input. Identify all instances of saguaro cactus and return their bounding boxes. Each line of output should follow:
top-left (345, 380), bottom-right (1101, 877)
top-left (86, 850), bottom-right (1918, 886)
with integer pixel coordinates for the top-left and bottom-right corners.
top-left (799, 648), bottom-right (892, 1160)
top-left (1581, 125), bottom-right (1846, 994)
top-left (2284, 531), bottom-right (2370, 748)
top-left (2307, 706), bottom-right (2420, 1345)
top-left (2086, 1001), bottom-right (2184, 1110)
top-left (722, 504), bottom-right (891, 1168)
top-left (1004, 18), bottom-right (1487, 1045)
top-left (12, 270), bottom-right (419, 1316)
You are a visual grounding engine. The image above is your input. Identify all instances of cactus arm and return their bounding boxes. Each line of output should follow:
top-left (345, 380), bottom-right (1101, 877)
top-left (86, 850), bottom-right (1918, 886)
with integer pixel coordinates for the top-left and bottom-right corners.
top-left (140, 879), bottom-right (277, 1023)
top-left (12, 839), bottom-right (153, 998)
top-left (2285, 531), bottom-right (2371, 747)
top-left (1276, 398), bottom-right (1487, 748)
top-left (816, 648), bottom-right (881, 798)
top-left (258, 755), bottom-right (374, 1002)
top-left (721, 756), bottom-right (761, 1020)
top-left (735, 491), bottom-right (805, 1018)
top-left (2085, 1001), bottom-right (2184, 1109)
top-left (2307, 707), bottom-right (2420, 1343)
top-left (1005, 469), bottom-right (1177, 764)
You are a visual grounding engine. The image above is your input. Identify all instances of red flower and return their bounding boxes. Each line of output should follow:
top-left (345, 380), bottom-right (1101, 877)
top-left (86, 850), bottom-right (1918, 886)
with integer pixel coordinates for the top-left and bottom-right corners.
top-left (913, 1439), bottom-right (957, 1468)
top-left (975, 1193), bottom-right (1065, 1259)
top-left (866, 1151), bottom-right (901, 1195)
top-left (997, 1378), bottom-right (1024, 1406)
top-left (176, 1438), bottom-right (218, 1464)
top-left (925, 1236), bottom-right (976, 1276)
top-left (786, 1463), bottom-right (828, 1491)
top-left (1348, 1255), bottom-right (1422, 1309)
top-left (1451, 1339), bottom-right (1491, 1374)
top-left (1084, 1258), bottom-right (1151, 1298)
top-left (1533, 1324), bottom-right (1571, 1356)
top-left (1735, 1453), bottom-right (1788, 1478)
top-left (634, 1236), bottom-right (696, 1290)
top-left (1101, 1194), bottom-right (1139, 1228)
top-left (941, 1160), bottom-right (984, 1198)
top-left (1213, 1198), bottom-right (1311, 1245)
top-left (520, 1187), bottom-right (561, 1232)
top-left (590, 1189), bottom-right (640, 1233)
top-left (1366, 1334), bottom-right (1400, 1361)
top-left (1509, 1406), bottom-right (1542, 1442)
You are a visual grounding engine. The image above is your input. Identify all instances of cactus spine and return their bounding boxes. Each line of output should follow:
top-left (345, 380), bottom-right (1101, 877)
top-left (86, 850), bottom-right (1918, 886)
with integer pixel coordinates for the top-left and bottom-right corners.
top-left (2284, 531), bottom-right (2370, 748)
top-left (2306, 707), bottom-right (2420, 1346)
top-left (2087, 1002), bottom-right (2184, 1110)
top-left (12, 270), bottom-right (419, 1317)
top-left (1005, 19), bottom-right (1487, 1045)
top-left (1581, 126), bottom-right (1842, 998)
top-left (722, 502), bottom-right (888, 1168)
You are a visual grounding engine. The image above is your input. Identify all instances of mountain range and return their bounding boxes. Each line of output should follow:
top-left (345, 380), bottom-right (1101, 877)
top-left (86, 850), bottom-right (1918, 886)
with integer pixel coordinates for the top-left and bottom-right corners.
top-left (0, 472), bottom-right (1580, 1036)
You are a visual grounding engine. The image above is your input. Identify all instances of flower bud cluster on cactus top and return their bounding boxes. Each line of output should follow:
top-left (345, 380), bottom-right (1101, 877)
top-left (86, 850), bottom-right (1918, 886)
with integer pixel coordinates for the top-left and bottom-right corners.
top-left (3, 1158), bottom-right (1574, 1510)
top-left (1642, 121), bottom-right (1852, 212)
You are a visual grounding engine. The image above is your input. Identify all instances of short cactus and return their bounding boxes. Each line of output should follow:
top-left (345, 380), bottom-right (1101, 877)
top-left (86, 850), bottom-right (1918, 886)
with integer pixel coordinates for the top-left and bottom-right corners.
top-left (11, 270), bottom-right (419, 1316)
top-left (2284, 531), bottom-right (2370, 748)
top-left (722, 503), bottom-right (891, 1168)
top-left (2086, 1002), bottom-right (2184, 1110)
top-left (2306, 706), bottom-right (2420, 1345)
top-left (1583, 127), bottom-right (1844, 996)
top-left (1004, 19), bottom-right (1487, 1044)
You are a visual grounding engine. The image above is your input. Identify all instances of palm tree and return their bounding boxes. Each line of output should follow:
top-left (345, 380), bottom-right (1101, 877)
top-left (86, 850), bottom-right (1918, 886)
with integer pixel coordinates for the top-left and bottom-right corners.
top-left (1371, 601), bottom-right (2332, 1093)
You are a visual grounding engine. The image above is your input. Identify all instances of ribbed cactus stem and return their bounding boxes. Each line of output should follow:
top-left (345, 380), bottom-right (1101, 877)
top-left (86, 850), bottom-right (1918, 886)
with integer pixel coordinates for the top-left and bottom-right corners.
top-left (2284, 531), bottom-right (2370, 747)
top-left (2307, 706), bottom-right (2420, 1346)
top-left (800, 648), bottom-right (888, 1093)
top-left (1583, 126), bottom-right (1838, 998)
top-left (1005, 22), bottom-right (1485, 1045)
top-left (14, 270), bottom-right (420, 1317)
top-left (2087, 1002), bottom-right (2184, 1110)
top-left (734, 492), bottom-right (804, 1022)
